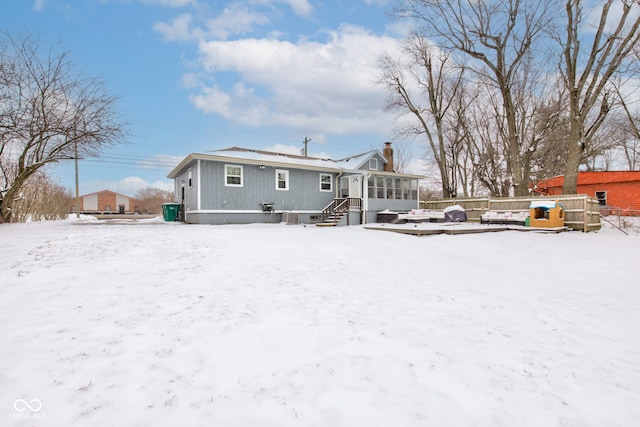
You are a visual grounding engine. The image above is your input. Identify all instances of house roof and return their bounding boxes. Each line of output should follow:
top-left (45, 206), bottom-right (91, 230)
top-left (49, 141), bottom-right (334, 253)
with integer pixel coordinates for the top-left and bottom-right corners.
top-left (537, 171), bottom-right (640, 188)
top-left (335, 150), bottom-right (386, 170)
top-left (530, 200), bottom-right (559, 209)
top-left (209, 147), bottom-right (341, 169)
top-left (80, 189), bottom-right (138, 199)
top-left (167, 147), bottom-right (424, 179)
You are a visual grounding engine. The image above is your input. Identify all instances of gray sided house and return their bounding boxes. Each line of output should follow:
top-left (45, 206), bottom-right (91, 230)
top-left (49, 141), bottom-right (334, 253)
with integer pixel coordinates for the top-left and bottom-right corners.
top-left (167, 144), bottom-right (423, 225)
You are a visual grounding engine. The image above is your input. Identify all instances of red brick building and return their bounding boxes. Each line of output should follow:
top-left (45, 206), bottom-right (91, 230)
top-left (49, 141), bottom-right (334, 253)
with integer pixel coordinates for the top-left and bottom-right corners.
top-left (80, 190), bottom-right (143, 214)
top-left (535, 171), bottom-right (640, 215)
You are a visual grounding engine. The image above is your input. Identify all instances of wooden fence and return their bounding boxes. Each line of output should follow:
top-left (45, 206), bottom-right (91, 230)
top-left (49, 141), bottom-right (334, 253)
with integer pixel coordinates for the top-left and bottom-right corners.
top-left (420, 195), bottom-right (601, 232)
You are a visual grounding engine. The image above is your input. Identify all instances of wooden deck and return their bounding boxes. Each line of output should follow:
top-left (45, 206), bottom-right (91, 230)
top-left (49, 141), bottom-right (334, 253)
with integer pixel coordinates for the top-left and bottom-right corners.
top-left (364, 223), bottom-right (568, 236)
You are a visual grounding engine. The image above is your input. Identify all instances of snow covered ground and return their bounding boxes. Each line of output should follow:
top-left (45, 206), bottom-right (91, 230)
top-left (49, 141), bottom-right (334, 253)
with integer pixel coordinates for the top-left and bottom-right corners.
top-left (1, 217), bottom-right (639, 427)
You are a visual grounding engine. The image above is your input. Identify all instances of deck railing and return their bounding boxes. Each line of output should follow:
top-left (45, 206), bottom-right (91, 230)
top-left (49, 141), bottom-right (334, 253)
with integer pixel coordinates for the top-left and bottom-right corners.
top-left (322, 198), bottom-right (361, 224)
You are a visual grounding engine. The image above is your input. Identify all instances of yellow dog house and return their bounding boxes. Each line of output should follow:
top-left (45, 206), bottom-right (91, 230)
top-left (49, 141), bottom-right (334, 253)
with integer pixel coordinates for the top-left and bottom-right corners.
top-left (529, 200), bottom-right (565, 228)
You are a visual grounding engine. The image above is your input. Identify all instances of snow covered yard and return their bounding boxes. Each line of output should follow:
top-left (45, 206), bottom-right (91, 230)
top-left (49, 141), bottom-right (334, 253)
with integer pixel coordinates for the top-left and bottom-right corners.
top-left (1, 218), bottom-right (639, 427)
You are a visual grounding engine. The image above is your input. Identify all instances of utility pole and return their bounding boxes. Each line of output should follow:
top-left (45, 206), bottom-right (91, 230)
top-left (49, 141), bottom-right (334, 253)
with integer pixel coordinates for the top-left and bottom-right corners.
top-left (75, 142), bottom-right (80, 219)
top-left (302, 136), bottom-right (311, 157)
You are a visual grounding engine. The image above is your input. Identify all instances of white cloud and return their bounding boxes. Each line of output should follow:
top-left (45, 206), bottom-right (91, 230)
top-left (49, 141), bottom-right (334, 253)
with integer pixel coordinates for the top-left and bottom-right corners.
top-left (385, 19), bottom-right (416, 38)
top-left (204, 4), bottom-right (270, 40)
top-left (250, 0), bottom-right (313, 17)
top-left (82, 176), bottom-right (173, 196)
top-left (136, 154), bottom-right (185, 170)
top-left (153, 3), bottom-right (404, 139)
top-left (154, 3), bottom-right (271, 42)
top-left (180, 72), bottom-right (201, 88)
top-left (263, 144), bottom-right (305, 155)
top-left (153, 13), bottom-right (197, 41)
top-left (33, 0), bottom-right (46, 12)
top-left (406, 156), bottom-right (430, 176)
top-left (279, 0), bottom-right (313, 17)
top-left (147, 179), bottom-right (174, 192)
top-left (189, 25), bottom-right (402, 136)
top-left (189, 84), bottom-right (235, 117)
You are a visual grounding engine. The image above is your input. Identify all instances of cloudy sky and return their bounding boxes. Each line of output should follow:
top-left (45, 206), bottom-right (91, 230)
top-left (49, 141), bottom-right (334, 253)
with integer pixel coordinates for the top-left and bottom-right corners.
top-left (3, 0), bottom-right (419, 195)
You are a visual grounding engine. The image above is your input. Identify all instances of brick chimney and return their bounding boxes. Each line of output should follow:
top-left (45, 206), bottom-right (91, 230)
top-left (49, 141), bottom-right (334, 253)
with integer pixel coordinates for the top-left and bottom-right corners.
top-left (383, 142), bottom-right (394, 172)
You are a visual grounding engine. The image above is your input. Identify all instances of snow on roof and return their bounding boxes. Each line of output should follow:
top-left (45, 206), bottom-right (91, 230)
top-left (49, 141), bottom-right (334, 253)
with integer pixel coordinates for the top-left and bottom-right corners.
top-left (530, 200), bottom-right (557, 209)
top-left (334, 151), bottom-right (383, 170)
top-left (168, 146), bottom-right (423, 179)
top-left (205, 147), bottom-right (341, 170)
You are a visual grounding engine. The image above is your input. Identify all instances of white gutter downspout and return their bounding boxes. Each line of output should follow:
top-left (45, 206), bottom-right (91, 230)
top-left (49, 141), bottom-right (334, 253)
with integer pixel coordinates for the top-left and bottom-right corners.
top-left (363, 173), bottom-right (371, 224)
top-left (197, 159), bottom-right (201, 211)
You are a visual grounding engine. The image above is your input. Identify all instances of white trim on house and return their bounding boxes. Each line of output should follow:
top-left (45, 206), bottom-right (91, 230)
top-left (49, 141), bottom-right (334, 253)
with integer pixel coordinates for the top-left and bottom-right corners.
top-left (319, 173), bottom-right (332, 192)
top-left (275, 169), bottom-right (289, 191)
top-left (225, 164), bottom-right (243, 187)
top-left (168, 153), bottom-right (341, 178)
top-left (595, 190), bottom-right (607, 206)
top-left (197, 159), bottom-right (202, 210)
top-left (168, 152), bottom-right (423, 180)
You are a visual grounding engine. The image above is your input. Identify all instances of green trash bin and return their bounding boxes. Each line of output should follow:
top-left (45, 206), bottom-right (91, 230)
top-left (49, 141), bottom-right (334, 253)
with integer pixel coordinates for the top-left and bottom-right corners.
top-left (162, 203), bottom-right (180, 222)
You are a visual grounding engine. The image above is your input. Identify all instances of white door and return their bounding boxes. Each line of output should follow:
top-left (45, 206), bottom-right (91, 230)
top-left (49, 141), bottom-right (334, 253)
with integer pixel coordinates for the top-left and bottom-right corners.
top-left (349, 175), bottom-right (362, 198)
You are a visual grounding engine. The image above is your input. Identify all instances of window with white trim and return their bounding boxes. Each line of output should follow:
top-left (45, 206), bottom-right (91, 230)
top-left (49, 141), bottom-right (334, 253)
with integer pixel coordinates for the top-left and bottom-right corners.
top-left (320, 174), bottom-right (332, 192)
top-left (276, 169), bottom-right (289, 190)
top-left (376, 176), bottom-right (384, 198)
top-left (369, 158), bottom-right (378, 170)
top-left (595, 191), bottom-right (607, 206)
top-left (403, 178), bottom-right (411, 199)
top-left (225, 164), bottom-right (243, 187)
top-left (386, 177), bottom-right (394, 199)
top-left (188, 168), bottom-right (193, 188)
top-left (340, 177), bottom-right (350, 197)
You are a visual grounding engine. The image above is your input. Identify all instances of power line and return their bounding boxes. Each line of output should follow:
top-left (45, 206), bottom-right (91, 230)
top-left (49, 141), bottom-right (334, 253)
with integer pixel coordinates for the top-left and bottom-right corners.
top-left (70, 135), bottom-right (385, 174)
top-left (80, 162), bottom-right (172, 171)
top-left (91, 155), bottom-right (178, 166)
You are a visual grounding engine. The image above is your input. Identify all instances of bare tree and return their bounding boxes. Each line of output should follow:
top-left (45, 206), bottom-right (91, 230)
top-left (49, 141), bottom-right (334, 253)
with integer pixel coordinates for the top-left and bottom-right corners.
top-left (578, 117), bottom-right (626, 170)
top-left (614, 82), bottom-right (640, 170)
top-left (0, 33), bottom-right (128, 223)
top-left (465, 92), bottom-right (512, 196)
top-left (394, 0), bottom-right (557, 196)
top-left (559, 0), bottom-right (640, 193)
top-left (379, 34), bottom-right (464, 198)
top-left (134, 187), bottom-right (174, 214)
top-left (444, 79), bottom-right (478, 197)
top-left (10, 171), bottom-right (72, 222)
top-left (386, 140), bottom-right (414, 174)
top-left (457, 74), bottom-right (561, 197)
top-left (529, 101), bottom-right (571, 182)
top-left (618, 116), bottom-right (640, 170)
top-left (619, 131), bottom-right (640, 169)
